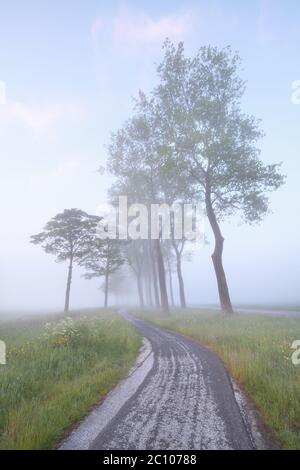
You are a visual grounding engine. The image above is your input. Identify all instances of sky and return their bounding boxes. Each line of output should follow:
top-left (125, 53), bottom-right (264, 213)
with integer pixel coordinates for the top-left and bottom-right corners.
top-left (0, 0), bottom-right (299, 311)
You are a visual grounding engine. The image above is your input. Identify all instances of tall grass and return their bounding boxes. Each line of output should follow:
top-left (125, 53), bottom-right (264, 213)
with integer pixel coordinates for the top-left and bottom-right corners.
top-left (134, 309), bottom-right (300, 450)
top-left (0, 309), bottom-right (140, 450)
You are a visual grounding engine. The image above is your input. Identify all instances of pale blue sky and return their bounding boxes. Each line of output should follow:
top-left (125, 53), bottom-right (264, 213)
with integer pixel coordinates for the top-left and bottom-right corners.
top-left (0, 0), bottom-right (299, 310)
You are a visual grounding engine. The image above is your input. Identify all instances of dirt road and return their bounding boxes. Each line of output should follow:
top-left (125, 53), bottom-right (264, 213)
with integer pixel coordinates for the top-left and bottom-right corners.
top-left (61, 315), bottom-right (274, 450)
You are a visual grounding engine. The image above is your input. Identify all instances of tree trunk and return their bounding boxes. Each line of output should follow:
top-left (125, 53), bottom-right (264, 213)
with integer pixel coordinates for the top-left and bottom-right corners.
top-left (64, 256), bottom-right (73, 312)
top-left (205, 189), bottom-right (233, 314)
top-left (143, 243), bottom-right (153, 307)
top-left (148, 275), bottom-right (154, 307)
top-left (155, 239), bottom-right (169, 313)
top-left (104, 270), bottom-right (109, 308)
top-left (166, 255), bottom-right (175, 307)
top-left (172, 241), bottom-right (186, 309)
top-left (145, 268), bottom-right (154, 307)
top-left (137, 274), bottom-right (144, 308)
top-left (177, 258), bottom-right (186, 309)
top-left (149, 240), bottom-right (160, 308)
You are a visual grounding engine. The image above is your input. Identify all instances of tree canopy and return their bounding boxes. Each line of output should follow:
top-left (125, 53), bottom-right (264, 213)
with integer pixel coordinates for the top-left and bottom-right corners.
top-left (30, 209), bottom-right (99, 312)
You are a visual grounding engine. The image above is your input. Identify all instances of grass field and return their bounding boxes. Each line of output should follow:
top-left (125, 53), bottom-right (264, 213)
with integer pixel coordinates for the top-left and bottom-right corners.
top-left (0, 309), bottom-right (141, 450)
top-left (235, 304), bottom-right (300, 312)
top-left (133, 308), bottom-right (300, 450)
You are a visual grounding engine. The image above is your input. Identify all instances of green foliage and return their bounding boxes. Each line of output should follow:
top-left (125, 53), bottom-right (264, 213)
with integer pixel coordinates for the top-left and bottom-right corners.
top-left (149, 40), bottom-right (285, 222)
top-left (30, 208), bottom-right (99, 262)
top-left (0, 310), bottom-right (140, 449)
top-left (80, 238), bottom-right (125, 281)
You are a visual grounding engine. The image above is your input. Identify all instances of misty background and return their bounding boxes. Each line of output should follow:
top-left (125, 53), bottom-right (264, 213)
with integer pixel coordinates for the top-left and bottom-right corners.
top-left (0, 0), bottom-right (299, 311)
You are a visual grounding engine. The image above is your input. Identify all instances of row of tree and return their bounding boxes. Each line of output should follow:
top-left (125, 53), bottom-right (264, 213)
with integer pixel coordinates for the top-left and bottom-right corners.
top-left (105, 41), bottom-right (284, 314)
top-left (30, 209), bottom-right (189, 312)
top-left (30, 210), bottom-right (124, 312)
top-left (31, 41), bottom-right (285, 314)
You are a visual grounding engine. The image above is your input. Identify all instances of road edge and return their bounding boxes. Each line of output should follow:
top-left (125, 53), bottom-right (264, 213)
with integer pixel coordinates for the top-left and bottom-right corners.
top-left (129, 316), bottom-right (279, 451)
top-left (59, 337), bottom-right (154, 450)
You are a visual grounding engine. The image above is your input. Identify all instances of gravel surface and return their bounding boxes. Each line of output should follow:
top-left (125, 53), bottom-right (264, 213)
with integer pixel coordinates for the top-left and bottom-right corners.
top-left (90, 315), bottom-right (259, 450)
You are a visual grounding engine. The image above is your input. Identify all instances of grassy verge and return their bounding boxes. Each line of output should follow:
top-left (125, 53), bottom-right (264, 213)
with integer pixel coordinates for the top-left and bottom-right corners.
top-left (234, 304), bottom-right (300, 312)
top-left (0, 309), bottom-right (141, 450)
top-left (133, 308), bottom-right (300, 450)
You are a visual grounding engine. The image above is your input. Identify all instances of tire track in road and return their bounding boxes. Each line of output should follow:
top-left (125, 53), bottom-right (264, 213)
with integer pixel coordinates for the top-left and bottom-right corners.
top-left (90, 316), bottom-right (256, 450)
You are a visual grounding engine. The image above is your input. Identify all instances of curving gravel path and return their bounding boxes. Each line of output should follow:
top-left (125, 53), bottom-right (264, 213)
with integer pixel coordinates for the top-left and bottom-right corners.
top-left (88, 315), bottom-right (264, 450)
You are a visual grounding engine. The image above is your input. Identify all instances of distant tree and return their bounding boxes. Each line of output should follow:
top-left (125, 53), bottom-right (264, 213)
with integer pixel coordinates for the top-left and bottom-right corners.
top-left (81, 237), bottom-right (124, 308)
top-left (150, 41), bottom-right (285, 313)
top-left (123, 239), bottom-right (145, 308)
top-left (109, 267), bottom-right (135, 305)
top-left (160, 240), bottom-right (176, 307)
top-left (170, 238), bottom-right (187, 308)
top-left (30, 209), bottom-right (98, 312)
top-left (107, 125), bottom-right (170, 313)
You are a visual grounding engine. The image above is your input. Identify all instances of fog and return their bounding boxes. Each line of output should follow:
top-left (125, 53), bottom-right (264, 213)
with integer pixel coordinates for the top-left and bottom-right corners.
top-left (0, 0), bottom-right (299, 314)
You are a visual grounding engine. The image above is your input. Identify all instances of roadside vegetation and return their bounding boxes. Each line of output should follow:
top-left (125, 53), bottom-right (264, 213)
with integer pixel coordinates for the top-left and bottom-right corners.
top-left (0, 309), bottom-right (140, 450)
top-left (235, 304), bottom-right (300, 312)
top-left (133, 309), bottom-right (300, 449)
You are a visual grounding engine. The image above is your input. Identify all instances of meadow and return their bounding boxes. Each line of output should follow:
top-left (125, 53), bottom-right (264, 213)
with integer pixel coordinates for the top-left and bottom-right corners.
top-left (133, 308), bottom-right (300, 450)
top-left (0, 309), bottom-right (140, 450)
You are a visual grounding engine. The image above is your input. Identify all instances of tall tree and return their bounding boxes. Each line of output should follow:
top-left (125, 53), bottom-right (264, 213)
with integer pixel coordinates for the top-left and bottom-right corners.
top-left (162, 241), bottom-right (176, 307)
top-left (81, 238), bottom-right (124, 308)
top-left (171, 238), bottom-right (187, 308)
top-left (107, 116), bottom-right (170, 313)
top-left (109, 267), bottom-right (135, 305)
top-left (148, 240), bottom-right (160, 308)
top-left (150, 41), bottom-right (285, 313)
top-left (124, 240), bottom-right (145, 308)
top-left (30, 209), bottom-right (99, 312)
